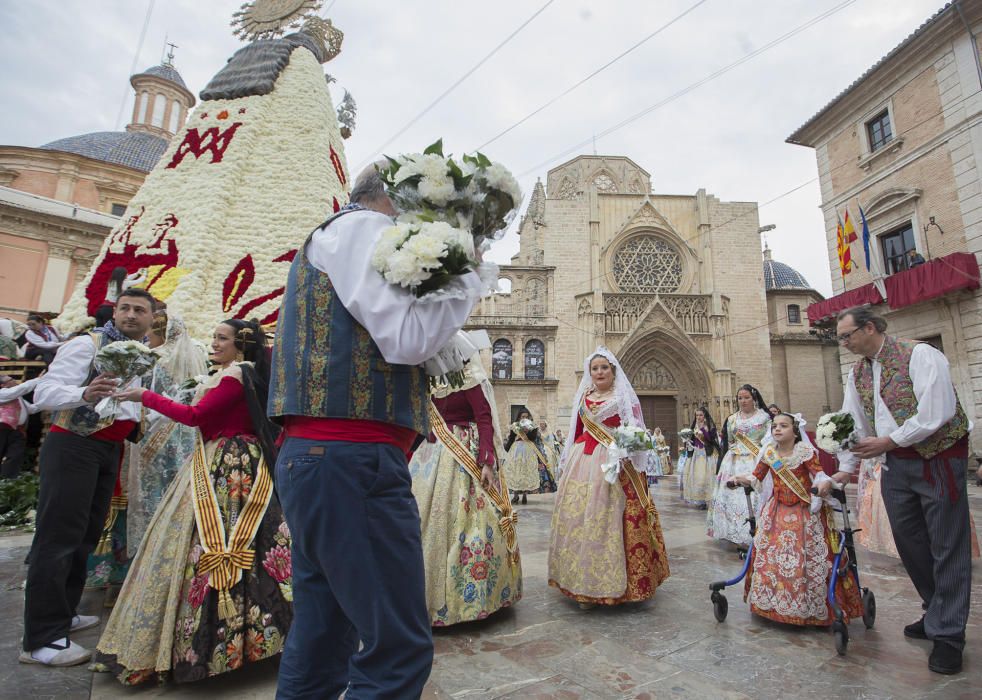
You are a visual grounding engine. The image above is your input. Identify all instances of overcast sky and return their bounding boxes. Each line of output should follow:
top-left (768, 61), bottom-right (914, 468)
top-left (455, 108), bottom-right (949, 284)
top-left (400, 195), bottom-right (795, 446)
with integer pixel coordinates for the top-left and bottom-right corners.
top-left (0, 0), bottom-right (951, 296)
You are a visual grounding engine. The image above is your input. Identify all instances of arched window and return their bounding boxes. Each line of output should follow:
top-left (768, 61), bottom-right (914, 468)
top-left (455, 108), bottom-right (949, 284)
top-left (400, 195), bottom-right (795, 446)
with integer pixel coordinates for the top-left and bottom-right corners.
top-left (497, 277), bottom-right (512, 294)
top-left (524, 339), bottom-right (545, 380)
top-left (492, 339), bottom-right (512, 379)
top-left (168, 99), bottom-right (182, 133)
top-left (787, 304), bottom-right (801, 325)
top-left (611, 235), bottom-right (683, 293)
top-left (151, 94), bottom-right (167, 127)
top-left (137, 92), bottom-right (149, 123)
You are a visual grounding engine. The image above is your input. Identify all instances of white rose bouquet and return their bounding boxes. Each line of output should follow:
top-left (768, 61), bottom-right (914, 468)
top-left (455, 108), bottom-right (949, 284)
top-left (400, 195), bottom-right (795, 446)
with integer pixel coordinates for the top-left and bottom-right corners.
top-left (510, 418), bottom-right (536, 434)
top-left (370, 220), bottom-right (475, 298)
top-left (93, 340), bottom-right (157, 419)
top-left (378, 139), bottom-right (522, 245)
top-left (678, 428), bottom-right (694, 443)
top-left (815, 411), bottom-right (858, 453)
top-left (601, 425), bottom-right (653, 484)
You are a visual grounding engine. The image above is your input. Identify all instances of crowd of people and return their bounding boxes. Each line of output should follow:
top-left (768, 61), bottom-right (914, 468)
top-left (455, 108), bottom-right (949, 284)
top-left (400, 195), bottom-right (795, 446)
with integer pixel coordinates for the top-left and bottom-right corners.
top-left (5, 165), bottom-right (976, 695)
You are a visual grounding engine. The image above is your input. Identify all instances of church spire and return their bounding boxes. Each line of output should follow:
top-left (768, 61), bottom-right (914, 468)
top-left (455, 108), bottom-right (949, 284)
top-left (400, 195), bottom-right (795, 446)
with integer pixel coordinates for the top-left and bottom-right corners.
top-left (526, 178), bottom-right (546, 230)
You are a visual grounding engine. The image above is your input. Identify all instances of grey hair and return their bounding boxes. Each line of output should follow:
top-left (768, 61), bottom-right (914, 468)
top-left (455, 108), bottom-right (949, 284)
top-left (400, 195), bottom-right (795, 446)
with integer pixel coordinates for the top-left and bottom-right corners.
top-left (349, 161), bottom-right (388, 204)
top-left (837, 305), bottom-right (888, 332)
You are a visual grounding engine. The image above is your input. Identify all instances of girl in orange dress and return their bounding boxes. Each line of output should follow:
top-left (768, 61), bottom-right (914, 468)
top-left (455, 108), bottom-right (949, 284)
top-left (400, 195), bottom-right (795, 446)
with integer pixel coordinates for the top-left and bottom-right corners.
top-left (732, 413), bottom-right (862, 626)
top-left (547, 347), bottom-right (669, 607)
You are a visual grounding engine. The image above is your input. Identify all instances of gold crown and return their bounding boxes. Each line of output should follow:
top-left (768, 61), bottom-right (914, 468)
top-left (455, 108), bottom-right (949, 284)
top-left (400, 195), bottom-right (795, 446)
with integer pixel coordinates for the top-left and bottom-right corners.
top-left (302, 16), bottom-right (344, 62)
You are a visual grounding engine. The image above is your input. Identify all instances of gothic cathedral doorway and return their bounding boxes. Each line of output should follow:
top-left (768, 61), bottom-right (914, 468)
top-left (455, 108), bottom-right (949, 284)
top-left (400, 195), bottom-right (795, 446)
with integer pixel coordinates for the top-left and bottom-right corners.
top-left (638, 395), bottom-right (677, 457)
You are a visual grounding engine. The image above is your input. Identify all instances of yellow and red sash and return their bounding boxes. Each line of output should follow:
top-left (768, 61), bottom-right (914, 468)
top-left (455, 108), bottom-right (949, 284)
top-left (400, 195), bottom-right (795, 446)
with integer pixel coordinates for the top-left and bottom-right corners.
top-left (577, 403), bottom-right (659, 523)
top-left (734, 431), bottom-right (761, 459)
top-left (429, 402), bottom-right (519, 559)
top-left (190, 436), bottom-right (274, 619)
top-left (759, 444), bottom-right (813, 506)
top-left (516, 430), bottom-right (551, 470)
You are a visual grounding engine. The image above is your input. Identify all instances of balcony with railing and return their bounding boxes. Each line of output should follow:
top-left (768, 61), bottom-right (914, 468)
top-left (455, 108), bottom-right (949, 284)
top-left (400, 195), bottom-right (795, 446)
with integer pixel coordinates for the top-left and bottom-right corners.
top-left (603, 293), bottom-right (713, 335)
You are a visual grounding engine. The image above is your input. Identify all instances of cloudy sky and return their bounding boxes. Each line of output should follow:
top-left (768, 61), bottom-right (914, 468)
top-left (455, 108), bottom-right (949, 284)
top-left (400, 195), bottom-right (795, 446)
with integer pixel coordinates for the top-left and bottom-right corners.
top-left (0, 0), bottom-right (951, 296)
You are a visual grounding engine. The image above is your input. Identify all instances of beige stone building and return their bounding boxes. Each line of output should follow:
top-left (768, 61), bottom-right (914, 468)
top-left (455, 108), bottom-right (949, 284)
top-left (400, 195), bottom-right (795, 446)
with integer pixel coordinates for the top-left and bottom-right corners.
top-left (787, 1), bottom-right (982, 456)
top-left (0, 60), bottom-right (193, 320)
top-left (469, 155), bottom-right (837, 451)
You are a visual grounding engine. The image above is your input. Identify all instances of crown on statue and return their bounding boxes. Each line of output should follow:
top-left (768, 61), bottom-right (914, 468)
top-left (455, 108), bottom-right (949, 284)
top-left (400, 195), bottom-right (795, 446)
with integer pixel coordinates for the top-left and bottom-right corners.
top-left (232, 0), bottom-right (324, 41)
top-left (301, 16), bottom-right (344, 62)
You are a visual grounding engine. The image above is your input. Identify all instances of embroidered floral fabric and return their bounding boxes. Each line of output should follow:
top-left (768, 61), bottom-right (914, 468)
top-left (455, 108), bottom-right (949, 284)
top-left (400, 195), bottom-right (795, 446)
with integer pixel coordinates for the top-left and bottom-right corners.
top-left (707, 409), bottom-right (770, 546)
top-left (409, 422), bottom-right (522, 626)
top-left (96, 436), bottom-right (292, 684)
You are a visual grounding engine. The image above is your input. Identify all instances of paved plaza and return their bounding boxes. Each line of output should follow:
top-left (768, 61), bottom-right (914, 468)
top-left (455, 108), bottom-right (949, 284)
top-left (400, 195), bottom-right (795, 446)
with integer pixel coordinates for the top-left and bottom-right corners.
top-left (2, 475), bottom-right (980, 699)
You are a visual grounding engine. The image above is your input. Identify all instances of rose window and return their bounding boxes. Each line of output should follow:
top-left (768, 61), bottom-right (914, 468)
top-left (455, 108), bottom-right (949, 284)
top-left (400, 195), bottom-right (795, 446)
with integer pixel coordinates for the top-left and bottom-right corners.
top-left (593, 173), bottom-right (617, 192)
top-left (611, 236), bottom-right (683, 293)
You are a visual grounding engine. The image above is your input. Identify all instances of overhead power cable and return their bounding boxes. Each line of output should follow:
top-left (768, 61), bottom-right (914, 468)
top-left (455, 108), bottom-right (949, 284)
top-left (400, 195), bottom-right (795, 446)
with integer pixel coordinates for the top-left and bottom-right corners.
top-left (115, 0), bottom-right (155, 130)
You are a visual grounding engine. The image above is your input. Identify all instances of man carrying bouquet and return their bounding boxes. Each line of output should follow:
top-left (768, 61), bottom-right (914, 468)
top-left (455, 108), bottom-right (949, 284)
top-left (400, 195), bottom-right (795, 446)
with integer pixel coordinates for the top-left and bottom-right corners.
top-left (20, 288), bottom-right (155, 667)
top-left (268, 164), bottom-right (484, 699)
top-left (818, 305), bottom-right (972, 675)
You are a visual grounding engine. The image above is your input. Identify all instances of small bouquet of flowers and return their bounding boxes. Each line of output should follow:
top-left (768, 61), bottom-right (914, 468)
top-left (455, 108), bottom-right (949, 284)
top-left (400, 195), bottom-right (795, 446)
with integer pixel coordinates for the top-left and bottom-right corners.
top-left (678, 428), bottom-right (694, 444)
top-left (601, 425), bottom-right (653, 484)
top-left (510, 418), bottom-right (536, 435)
top-left (814, 411), bottom-right (858, 453)
top-left (93, 340), bottom-right (157, 419)
top-left (370, 220), bottom-right (475, 298)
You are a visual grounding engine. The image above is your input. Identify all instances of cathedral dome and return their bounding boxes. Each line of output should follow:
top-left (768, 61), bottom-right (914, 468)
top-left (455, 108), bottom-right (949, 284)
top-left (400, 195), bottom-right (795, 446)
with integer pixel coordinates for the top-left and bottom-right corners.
top-left (131, 63), bottom-right (188, 91)
top-left (763, 247), bottom-right (812, 291)
top-left (41, 131), bottom-right (168, 173)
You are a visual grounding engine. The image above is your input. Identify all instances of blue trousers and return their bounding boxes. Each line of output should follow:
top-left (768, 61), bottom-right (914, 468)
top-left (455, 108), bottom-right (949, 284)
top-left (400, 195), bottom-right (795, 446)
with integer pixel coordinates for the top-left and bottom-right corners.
top-left (274, 438), bottom-right (433, 700)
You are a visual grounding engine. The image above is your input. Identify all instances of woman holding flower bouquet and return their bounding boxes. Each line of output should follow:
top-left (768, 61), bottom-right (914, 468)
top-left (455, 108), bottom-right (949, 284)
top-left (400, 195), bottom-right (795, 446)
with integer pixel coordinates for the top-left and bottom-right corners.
top-left (95, 318), bottom-right (292, 685)
top-left (680, 408), bottom-right (719, 507)
top-left (548, 348), bottom-right (669, 607)
top-left (504, 407), bottom-right (556, 504)
top-left (707, 385), bottom-right (771, 551)
top-left (408, 335), bottom-right (522, 626)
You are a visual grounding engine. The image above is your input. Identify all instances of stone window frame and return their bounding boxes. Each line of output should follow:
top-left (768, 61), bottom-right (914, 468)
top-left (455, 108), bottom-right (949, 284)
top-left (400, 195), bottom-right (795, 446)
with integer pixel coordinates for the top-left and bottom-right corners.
top-left (856, 99), bottom-right (904, 171)
top-left (492, 338), bottom-right (513, 380)
top-left (787, 303), bottom-right (802, 325)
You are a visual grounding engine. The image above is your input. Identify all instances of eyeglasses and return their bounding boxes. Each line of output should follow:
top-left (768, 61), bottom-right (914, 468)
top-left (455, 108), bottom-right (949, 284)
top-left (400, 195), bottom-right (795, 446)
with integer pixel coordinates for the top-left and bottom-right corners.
top-left (836, 326), bottom-right (863, 343)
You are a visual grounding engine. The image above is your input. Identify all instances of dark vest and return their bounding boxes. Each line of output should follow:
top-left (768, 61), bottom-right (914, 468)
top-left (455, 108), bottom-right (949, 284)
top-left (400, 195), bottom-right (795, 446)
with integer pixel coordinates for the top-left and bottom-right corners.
top-left (853, 335), bottom-right (969, 459)
top-left (50, 332), bottom-right (116, 436)
top-left (267, 209), bottom-right (430, 435)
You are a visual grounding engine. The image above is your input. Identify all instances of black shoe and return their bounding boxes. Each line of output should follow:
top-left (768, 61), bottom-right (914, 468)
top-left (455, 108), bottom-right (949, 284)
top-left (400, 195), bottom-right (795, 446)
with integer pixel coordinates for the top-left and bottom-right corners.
top-left (521, 494), bottom-right (528, 505)
top-left (928, 641), bottom-right (962, 675)
top-left (511, 494), bottom-right (519, 505)
top-left (904, 617), bottom-right (928, 640)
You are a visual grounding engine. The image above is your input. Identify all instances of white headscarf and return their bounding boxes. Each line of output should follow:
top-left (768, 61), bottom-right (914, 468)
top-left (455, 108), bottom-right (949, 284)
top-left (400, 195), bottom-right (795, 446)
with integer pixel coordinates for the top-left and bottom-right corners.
top-left (559, 346), bottom-right (654, 476)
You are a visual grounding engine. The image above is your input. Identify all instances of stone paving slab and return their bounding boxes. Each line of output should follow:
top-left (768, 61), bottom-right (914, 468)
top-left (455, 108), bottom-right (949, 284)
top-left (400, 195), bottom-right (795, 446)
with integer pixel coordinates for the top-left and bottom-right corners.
top-left (0, 476), bottom-right (978, 699)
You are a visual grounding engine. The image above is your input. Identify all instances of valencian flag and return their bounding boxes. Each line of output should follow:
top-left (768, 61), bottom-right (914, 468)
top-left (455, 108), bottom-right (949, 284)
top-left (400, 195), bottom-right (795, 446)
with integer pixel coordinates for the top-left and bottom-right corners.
top-left (837, 208), bottom-right (858, 276)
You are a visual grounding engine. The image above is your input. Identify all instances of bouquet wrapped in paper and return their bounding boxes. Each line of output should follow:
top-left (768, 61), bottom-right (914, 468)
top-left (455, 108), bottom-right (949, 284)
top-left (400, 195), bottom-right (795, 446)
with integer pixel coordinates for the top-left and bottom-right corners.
top-left (601, 425), bottom-right (653, 484)
top-left (510, 418), bottom-right (536, 435)
top-left (814, 411), bottom-right (858, 453)
top-left (94, 340), bottom-right (157, 419)
top-left (678, 428), bottom-right (694, 445)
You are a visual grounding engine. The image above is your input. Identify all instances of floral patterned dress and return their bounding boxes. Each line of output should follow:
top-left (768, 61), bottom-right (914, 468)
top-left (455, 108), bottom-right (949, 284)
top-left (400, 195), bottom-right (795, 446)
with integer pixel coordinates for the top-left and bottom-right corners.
top-left (504, 427), bottom-right (556, 494)
top-left (743, 444), bottom-right (863, 626)
top-left (707, 409), bottom-right (770, 546)
top-left (409, 384), bottom-right (522, 626)
top-left (548, 396), bottom-right (670, 605)
top-left (95, 365), bottom-right (292, 684)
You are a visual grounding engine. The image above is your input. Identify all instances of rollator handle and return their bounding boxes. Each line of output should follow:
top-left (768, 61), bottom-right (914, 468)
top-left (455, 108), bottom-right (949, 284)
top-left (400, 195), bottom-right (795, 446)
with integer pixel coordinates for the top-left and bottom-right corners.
top-left (810, 486), bottom-right (847, 504)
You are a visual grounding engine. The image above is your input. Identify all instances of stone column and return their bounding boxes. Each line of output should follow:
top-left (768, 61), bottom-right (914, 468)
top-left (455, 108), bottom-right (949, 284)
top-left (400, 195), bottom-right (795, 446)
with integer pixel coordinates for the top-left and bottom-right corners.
top-left (37, 243), bottom-right (75, 313)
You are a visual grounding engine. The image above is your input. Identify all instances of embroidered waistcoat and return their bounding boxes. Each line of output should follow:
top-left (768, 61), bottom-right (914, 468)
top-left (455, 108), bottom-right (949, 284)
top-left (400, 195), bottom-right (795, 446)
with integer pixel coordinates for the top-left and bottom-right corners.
top-left (267, 210), bottom-right (430, 435)
top-left (50, 332), bottom-right (117, 436)
top-left (853, 335), bottom-right (969, 459)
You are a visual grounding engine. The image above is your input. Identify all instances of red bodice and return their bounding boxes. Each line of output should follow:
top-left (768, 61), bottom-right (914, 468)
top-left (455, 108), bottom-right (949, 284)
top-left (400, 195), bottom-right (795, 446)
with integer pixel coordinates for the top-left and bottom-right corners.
top-left (752, 453), bottom-right (823, 506)
top-left (573, 397), bottom-right (621, 455)
top-left (431, 384), bottom-right (495, 466)
top-left (142, 376), bottom-right (253, 442)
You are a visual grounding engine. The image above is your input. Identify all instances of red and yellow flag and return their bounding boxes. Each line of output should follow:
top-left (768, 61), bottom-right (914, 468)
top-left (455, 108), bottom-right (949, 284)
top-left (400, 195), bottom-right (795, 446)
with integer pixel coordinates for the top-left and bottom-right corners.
top-left (836, 209), bottom-right (857, 276)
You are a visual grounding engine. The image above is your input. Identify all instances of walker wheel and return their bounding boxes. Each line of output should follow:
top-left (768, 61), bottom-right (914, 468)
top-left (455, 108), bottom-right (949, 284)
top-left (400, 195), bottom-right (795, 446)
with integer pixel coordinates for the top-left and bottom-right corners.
top-left (832, 620), bottom-right (849, 655)
top-left (711, 591), bottom-right (729, 622)
top-left (862, 589), bottom-right (876, 629)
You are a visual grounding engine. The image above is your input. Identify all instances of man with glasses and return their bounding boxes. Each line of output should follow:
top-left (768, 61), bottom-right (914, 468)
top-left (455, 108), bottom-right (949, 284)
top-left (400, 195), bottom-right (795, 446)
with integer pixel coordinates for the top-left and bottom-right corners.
top-left (818, 305), bottom-right (972, 675)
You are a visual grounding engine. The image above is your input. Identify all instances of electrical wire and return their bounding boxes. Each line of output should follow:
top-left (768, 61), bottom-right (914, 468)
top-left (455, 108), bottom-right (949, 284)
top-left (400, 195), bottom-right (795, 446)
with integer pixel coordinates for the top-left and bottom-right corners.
top-left (115, 0), bottom-right (155, 130)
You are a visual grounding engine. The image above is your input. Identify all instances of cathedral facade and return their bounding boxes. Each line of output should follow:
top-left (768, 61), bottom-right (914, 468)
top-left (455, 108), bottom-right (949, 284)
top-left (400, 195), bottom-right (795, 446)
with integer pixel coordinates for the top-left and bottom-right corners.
top-left (468, 155), bottom-right (784, 450)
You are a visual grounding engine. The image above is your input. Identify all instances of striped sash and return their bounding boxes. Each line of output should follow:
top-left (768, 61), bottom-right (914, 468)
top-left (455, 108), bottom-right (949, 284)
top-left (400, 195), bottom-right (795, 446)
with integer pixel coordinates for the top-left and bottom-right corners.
top-left (577, 403), bottom-right (659, 523)
top-left (190, 436), bottom-right (274, 619)
top-left (734, 431), bottom-right (761, 458)
top-left (516, 430), bottom-right (551, 469)
top-left (428, 402), bottom-right (519, 559)
top-left (759, 444), bottom-right (812, 506)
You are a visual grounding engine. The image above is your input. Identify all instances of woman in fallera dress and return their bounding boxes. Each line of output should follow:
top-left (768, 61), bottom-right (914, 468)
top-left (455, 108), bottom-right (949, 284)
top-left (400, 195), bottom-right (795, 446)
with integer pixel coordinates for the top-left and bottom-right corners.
top-left (730, 413), bottom-right (863, 627)
top-left (95, 319), bottom-right (292, 685)
top-left (708, 385), bottom-right (770, 551)
top-left (408, 336), bottom-right (522, 626)
top-left (680, 407), bottom-right (719, 507)
top-left (504, 407), bottom-right (555, 504)
top-left (548, 348), bottom-right (669, 607)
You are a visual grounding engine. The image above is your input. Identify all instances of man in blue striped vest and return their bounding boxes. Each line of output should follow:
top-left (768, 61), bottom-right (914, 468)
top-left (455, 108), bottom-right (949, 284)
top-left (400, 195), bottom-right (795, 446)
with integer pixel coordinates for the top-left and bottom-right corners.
top-left (269, 164), bottom-right (486, 699)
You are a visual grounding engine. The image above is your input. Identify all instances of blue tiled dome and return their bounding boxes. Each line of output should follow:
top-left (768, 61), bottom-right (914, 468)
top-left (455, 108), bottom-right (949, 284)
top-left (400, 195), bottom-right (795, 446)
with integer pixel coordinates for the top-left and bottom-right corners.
top-left (764, 255), bottom-right (812, 291)
top-left (41, 131), bottom-right (169, 173)
top-left (134, 64), bottom-right (188, 91)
